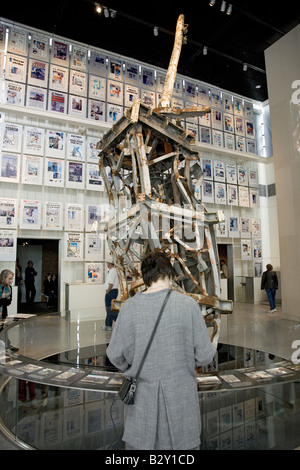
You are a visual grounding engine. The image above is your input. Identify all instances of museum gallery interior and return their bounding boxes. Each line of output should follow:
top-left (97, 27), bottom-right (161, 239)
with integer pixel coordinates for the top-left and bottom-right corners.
top-left (0, 0), bottom-right (299, 451)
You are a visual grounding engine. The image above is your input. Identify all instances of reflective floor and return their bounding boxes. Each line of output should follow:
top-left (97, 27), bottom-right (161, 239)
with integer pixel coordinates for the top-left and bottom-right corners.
top-left (1, 300), bottom-right (300, 450)
top-left (9, 301), bottom-right (300, 363)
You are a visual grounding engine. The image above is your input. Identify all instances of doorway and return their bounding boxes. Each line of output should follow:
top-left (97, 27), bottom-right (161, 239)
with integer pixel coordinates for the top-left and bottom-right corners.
top-left (218, 243), bottom-right (234, 301)
top-left (17, 238), bottom-right (59, 314)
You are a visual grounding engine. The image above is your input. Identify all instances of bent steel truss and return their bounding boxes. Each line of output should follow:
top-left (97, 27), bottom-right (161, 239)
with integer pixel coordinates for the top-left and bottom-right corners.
top-left (96, 15), bottom-right (232, 345)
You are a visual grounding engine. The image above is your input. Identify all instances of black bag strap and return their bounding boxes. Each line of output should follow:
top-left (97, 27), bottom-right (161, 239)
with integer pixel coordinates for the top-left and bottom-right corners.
top-left (135, 289), bottom-right (171, 381)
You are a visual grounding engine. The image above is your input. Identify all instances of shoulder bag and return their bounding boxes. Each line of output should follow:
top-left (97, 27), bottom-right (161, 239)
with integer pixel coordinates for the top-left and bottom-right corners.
top-left (118, 289), bottom-right (172, 405)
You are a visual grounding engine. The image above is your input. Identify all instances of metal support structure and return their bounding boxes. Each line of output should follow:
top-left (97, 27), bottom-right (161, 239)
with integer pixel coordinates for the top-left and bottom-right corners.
top-left (96, 15), bottom-right (232, 346)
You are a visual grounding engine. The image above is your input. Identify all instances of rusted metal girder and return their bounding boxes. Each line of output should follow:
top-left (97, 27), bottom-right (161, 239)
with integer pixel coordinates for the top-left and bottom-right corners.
top-left (97, 15), bottom-right (233, 346)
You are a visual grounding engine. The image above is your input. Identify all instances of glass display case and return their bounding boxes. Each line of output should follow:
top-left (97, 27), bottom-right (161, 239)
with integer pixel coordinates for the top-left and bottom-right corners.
top-left (0, 318), bottom-right (299, 450)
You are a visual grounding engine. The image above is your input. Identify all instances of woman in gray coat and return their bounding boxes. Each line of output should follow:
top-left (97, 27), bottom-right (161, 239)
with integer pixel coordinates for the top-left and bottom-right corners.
top-left (106, 251), bottom-right (216, 450)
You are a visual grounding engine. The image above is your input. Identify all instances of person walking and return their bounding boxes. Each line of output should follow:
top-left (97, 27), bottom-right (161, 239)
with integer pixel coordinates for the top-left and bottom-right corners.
top-left (261, 263), bottom-right (278, 313)
top-left (102, 259), bottom-right (120, 331)
top-left (106, 251), bottom-right (216, 450)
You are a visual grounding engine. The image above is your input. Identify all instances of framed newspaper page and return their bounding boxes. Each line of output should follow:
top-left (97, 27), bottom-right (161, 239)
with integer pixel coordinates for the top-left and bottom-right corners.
top-left (30, 33), bottom-right (50, 60)
top-left (64, 232), bottom-right (83, 261)
top-left (65, 160), bottom-right (85, 189)
top-left (85, 232), bottom-right (104, 262)
top-left (86, 136), bottom-right (101, 163)
top-left (241, 239), bottom-right (252, 260)
top-left (214, 160), bottom-right (225, 183)
top-left (51, 39), bottom-right (70, 66)
top-left (89, 50), bottom-right (107, 77)
top-left (124, 84), bottom-right (139, 108)
top-left (89, 76), bottom-right (106, 101)
top-left (0, 152), bottom-right (20, 184)
top-left (0, 230), bottom-right (17, 261)
top-left (69, 69), bottom-right (87, 97)
top-left (45, 130), bottom-right (66, 158)
top-left (88, 99), bottom-right (105, 121)
top-left (199, 126), bottom-right (211, 145)
top-left (240, 217), bottom-right (251, 238)
top-left (70, 45), bottom-right (88, 71)
top-left (229, 216), bottom-right (239, 238)
top-left (223, 93), bottom-right (233, 113)
top-left (239, 186), bottom-right (249, 207)
top-left (201, 157), bottom-right (213, 180)
top-left (42, 201), bottom-right (63, 231)
top-left (224, 133), bottom-right (235, 150)
top-left (65, 203), bottom-right (84, 232)
top-left (44, 157), bottom-right (64, 188)
top-left (141, 67), bottom-right (155, 90)
top-left (24, 126), bottom-right (45, 156)
top-left (202, 180), bottom-right (214, 204)
top-left (4, 81), bottom-right (25, 106)
top-left (227, 184), bottom-right (238, 206)
top-left (49, 64), bottom-right (69, 92)
top-left (2, 123), bottom-right (22, 153)
top-left (226, 162), bottom-right (237, 184)
top-left (21, 155), bottom-right (43, 186)
top-left (108, 57), bottom-right (123, 81)
top-left (66, 134), bottom-right (85, 161)
top-left (28, 59), bottom-right (49, 88)
top-left (7, 27), bottom-right (28, 55)
top-left (125, 62), bottom-right (140, 86)
top-left (215, 182), bottom-right (226, 205)
top-left (0, 198), bottom-right (17, 229)
top-left (48, 90), bottom-right (68, 114)
top-left (86, 163), bottom-right (104, 191)
top-left (5, 54), bottom-right (27, 83)
top-left (107, 79), bottom-right (123, 105)
top-left (26, 86), bottom-right (47, 111)
top-left (68, 95), bottom-right (87, 118)
top-left (85, 262), bottom-right (104, 283)
top-left (19, 199), bottom-right (42, 230)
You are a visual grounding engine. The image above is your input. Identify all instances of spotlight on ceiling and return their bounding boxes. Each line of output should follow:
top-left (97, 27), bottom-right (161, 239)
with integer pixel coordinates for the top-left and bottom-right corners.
top-left (95, 4), bottom-right (102, 14)
top-left (110, 9), bottom-right (116, 19)
top-left (153, 26), bottom-right (159, 36)
top-left (203, 46), bottom-right (208, 55)
top-left (104, 6), bottom-right (109, 17)
top-left (226, 3), bottom-right (232, 15)
top-left (220, 1), bottom-right (226, 12)
top-left (209, 0), bottom-right (216, 6)
top-left (243, 63), bottom-right (248, 72)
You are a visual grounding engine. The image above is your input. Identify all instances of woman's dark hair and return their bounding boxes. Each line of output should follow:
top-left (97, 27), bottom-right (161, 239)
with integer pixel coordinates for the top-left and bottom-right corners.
top-left (141, 251), bottom-right (174, 287)
top-left (266, 264), bottom-right (273, 271)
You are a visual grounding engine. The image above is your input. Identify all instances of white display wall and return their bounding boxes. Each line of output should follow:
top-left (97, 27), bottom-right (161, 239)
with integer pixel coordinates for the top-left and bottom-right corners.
top-left (0, 18), bottom-right (279, 314)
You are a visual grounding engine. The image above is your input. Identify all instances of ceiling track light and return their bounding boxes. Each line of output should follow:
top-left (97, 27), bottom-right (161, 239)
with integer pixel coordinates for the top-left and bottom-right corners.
top-left (104, 6), bottom-right (109, 17)
top-left (209, 0), bottom-right (216, 6)
top-left (153, 26), bottom-right (159, 36)
top-left (226, 3), bottom-right (232, 15)
top-left (243, 63), bottom-right (248, 72)
top-left (203, 46), bottom-right (208, 55)
top-left (95, 4), bottom-right (102, 14)
top-left (110, 9), bottom-right (116, 18)
top-left (220, 1), bottom-right (226, 12)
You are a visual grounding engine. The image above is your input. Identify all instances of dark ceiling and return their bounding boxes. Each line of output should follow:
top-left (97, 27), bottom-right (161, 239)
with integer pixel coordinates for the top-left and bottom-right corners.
top-left (1, 0), bottom-right (300, 102)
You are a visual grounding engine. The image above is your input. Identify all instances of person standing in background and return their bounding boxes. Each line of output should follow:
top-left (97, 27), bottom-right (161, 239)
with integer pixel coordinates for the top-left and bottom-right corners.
top-left (102, 259), bottom-right (119, 331)
top-left (15, 258), bottom-right (23, 307)
top-left (0, 269), bottom-right (14, 320)
top-left (261, 264), bottom-right (278, 313)
top-left (25, 260), bottom-right (37, 304)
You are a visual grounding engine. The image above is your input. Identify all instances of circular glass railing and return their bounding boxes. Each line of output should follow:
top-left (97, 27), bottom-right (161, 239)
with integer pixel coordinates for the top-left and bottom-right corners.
top-left (0, 317), bottom-right (299, 450)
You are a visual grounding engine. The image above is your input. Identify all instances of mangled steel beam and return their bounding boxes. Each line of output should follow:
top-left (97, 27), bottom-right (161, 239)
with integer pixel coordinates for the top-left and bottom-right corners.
top-left (97, 14), bottom-right (232, 346)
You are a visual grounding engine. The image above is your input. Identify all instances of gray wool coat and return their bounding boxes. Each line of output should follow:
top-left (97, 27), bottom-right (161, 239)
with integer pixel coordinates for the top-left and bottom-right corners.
top-left (106, 288), bottom-right (216, 450)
